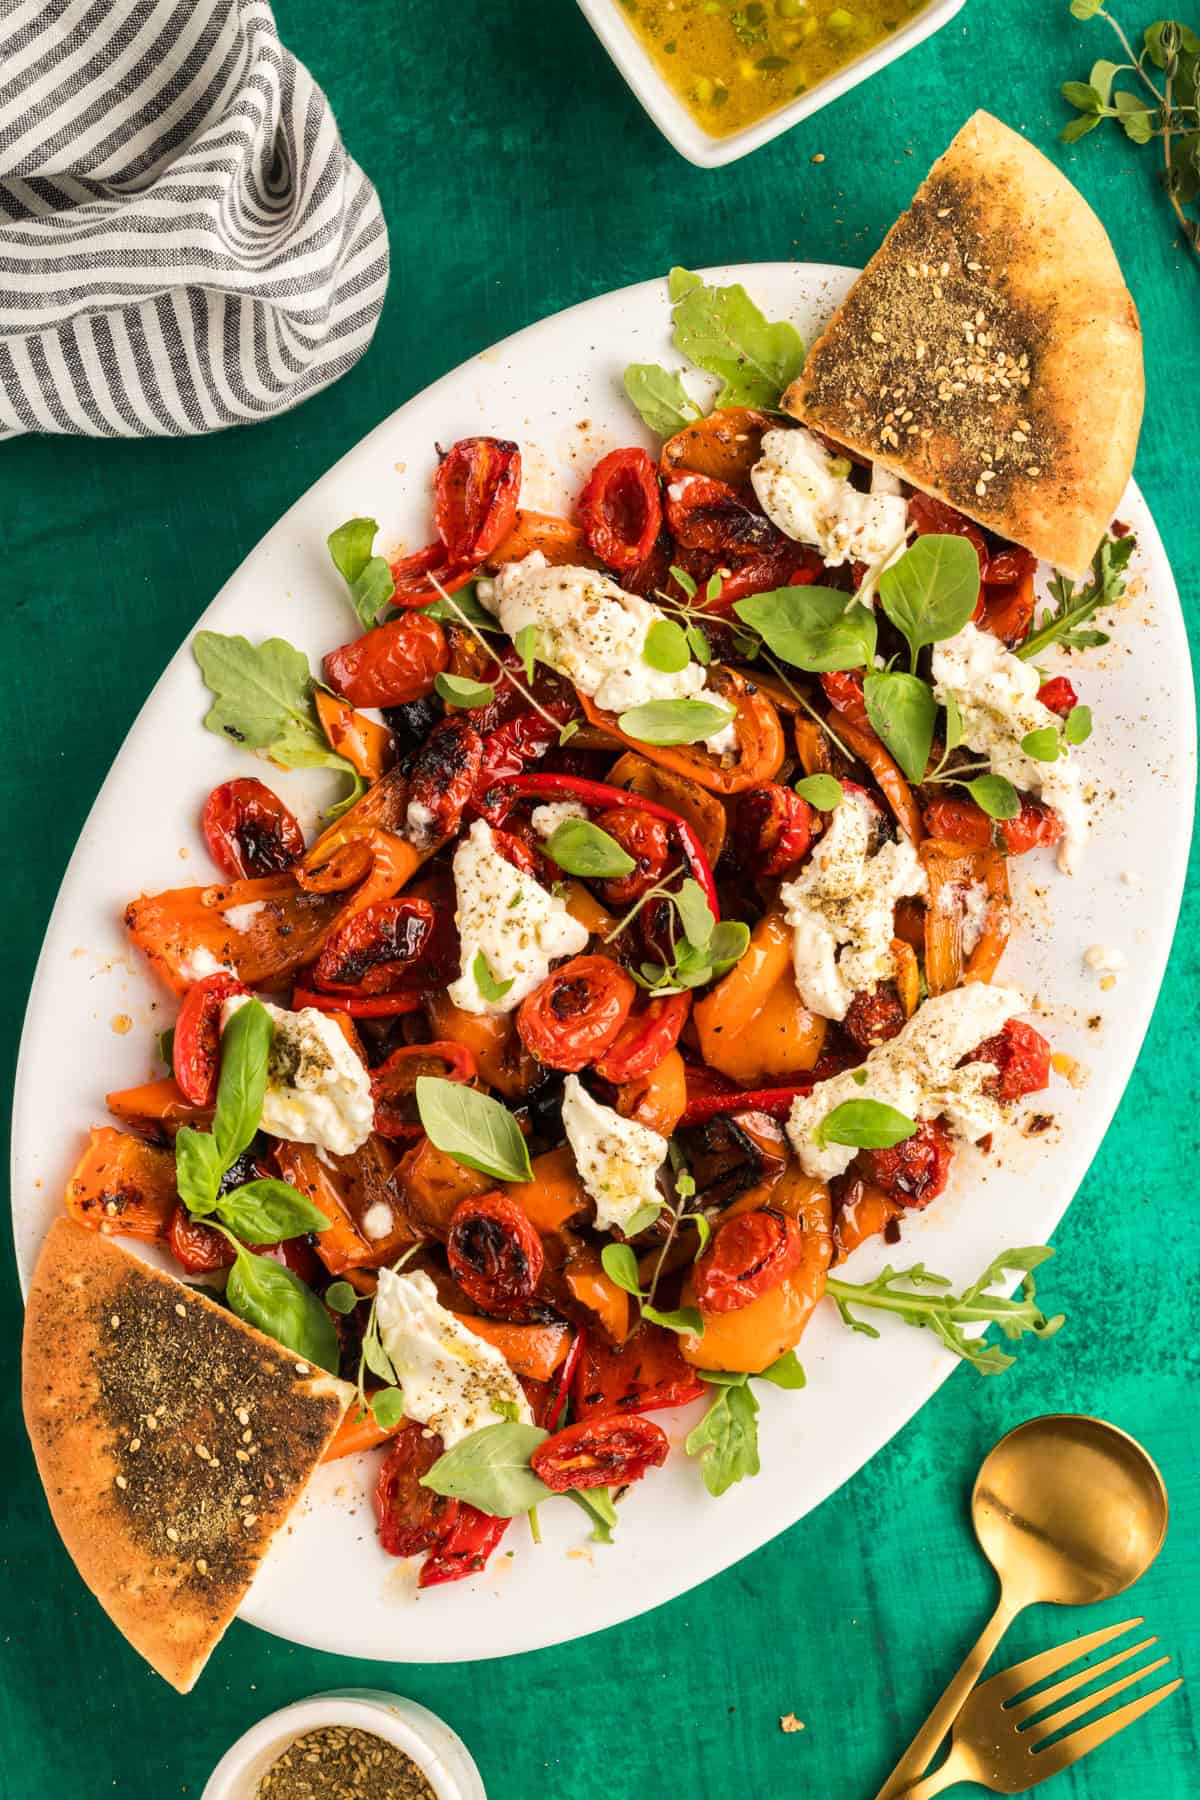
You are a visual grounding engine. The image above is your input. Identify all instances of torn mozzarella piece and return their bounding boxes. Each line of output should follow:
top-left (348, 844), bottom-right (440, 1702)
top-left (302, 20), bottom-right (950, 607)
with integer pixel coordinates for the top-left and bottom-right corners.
top-left (786, 985), bottom-right (1027, 1182)
top-left (932, 623), bottom-right (1088, 874)
top-left (778, 791), bottom-right (927, 1021)
top-left (221, 995), bottom-right (373, 1156)
top-left (374, 1268), bottom-right (532, 1449)
top-left (750, 426), bottom-right (909, 571)
top-left (178, 945), bottom-right (235, 983)
top-left (530, 800), bottom-right (588, 839)
top-left (561, 1075), bottom-right (667, 1234)
top-left (221, 901), bottom-right (266, 934)
top-left (479, 552), bottom-right (736, 755)
top-left (448, 819), bottom-right (588, 1016)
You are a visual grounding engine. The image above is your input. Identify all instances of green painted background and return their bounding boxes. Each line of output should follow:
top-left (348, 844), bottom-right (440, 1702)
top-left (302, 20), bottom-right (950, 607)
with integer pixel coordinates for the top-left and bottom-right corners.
top-left (3, 1), bottom-right (1197, 1795)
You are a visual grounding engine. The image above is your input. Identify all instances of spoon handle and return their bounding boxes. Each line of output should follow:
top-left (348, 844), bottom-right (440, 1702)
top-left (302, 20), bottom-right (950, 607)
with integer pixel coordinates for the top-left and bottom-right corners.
top-left (872, 1593), bottom-right (1022, 1800)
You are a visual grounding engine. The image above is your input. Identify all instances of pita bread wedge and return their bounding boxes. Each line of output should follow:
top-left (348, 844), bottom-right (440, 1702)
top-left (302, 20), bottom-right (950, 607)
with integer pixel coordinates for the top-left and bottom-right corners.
top-left (22, 1219), bottom-right (352, 1692)
top-left (784, 111), bottom-right (1143, 577)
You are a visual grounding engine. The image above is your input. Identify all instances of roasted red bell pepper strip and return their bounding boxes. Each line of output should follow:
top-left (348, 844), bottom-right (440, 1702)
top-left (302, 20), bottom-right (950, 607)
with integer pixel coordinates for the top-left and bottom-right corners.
top-left (680, 1082), bottom-right (813, 1127)
top-left (546, 1328), bottom-right (584, 1433)
top-left (291, 987), bottom-right (424, 1018)
top-left (418, 1508), bottom-right (510, 1587)
top-left (501, 772), bottom-right (720, 920)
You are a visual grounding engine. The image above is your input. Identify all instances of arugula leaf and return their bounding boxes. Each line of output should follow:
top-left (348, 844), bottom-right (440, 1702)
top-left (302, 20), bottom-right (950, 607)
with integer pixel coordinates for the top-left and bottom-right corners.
top-left (617, 698), bottom-right (735, 745)
top-left (193, 632), bottom-right (361, 791)
top-left (623, 363), bottom-right (700, 436)
top-left (214, 1178), bottom-right (329, 1244)
top-left (816, 1098), bottom-right (917, 1150)
top-left (568, 1487), bottom-right (619, 1544)
top-left (221, 1232), bottom-right (340, 1373)
top-left (473, 950), bottom-right (514, 1005)
top-left (878, 535), bottom-right (981, 667)
top-left (965, 774), bottom-right (1020, 821)
top-left (544, 818), bottom-right (636, 879)
top-left (685, 1380), bottom-right (761, 1496)
top-left (421, 1422), bottom-right (552, 1517)
top-left (759, 1350), bottom-right (806, 1390)
top-left (668, 267), bottom-right (805, 409)
top-left (825, 1245), bottom-right (1065, 1375)
top-left (643, 618), bottom-right (691, 673)
top-left (863, 671), bottom-right (936, 783)
top-left (1017, 534), bottom-right (1134, 661)
top-left (415, 1076), bottom-right (533, 1182)
top-left (327, 517), bottom-right (395, 629)
top-left (733, 587), bottom-right (876, 673)
top-left (435, 672), bottom-right (496, 710)
top-left (794, 773), bottom-right (843, 810)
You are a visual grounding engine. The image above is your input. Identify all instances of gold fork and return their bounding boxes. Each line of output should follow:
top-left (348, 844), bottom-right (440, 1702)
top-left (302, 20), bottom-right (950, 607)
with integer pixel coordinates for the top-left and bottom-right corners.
top-left (895, 1617), bottom-right (1182, 1797)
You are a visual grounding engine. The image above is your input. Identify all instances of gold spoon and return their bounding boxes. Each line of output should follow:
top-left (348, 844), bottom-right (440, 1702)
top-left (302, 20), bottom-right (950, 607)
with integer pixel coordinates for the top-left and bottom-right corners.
top-left (874, 1414), bottom-right (1169, 1800)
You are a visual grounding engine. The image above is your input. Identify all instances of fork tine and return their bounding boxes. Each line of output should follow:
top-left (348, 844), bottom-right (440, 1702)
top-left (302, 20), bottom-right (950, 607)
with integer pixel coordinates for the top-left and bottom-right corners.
top-left (984, 1617), bottom-right (1145, 1704)
top-left (1007, 1636), bottom-right (1159, 1724)
top-left (1026, 1654), bottom-right (1173, 1742)
top-left (1031, 1676), bottom-right (1184, 1776)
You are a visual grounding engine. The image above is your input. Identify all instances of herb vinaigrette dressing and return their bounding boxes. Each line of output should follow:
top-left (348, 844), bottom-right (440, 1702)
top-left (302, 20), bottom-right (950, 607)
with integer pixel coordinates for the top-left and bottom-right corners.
top-left (615, 0), bottom-right (931, 137)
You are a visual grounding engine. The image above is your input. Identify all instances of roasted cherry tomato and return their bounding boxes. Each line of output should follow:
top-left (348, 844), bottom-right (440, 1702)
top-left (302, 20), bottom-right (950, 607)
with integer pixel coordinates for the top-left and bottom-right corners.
top-left (909, 492), bottom-right (989, 579)
top-left (572, 1324), bottom-right (706, 1418)
top-left (471, 701), bottom-right (577, 820)
top-left (979, 547), bottom-right (1038, 646)
top-left (201, 778), bottom-right (305, 881)
top-left (446, 1191), bottom-right (545, 1312)
top-left (592, 805), bottom-right (670, 907)
top-left (312, 897), bottom-right (436, 995)
top-left (516, 956), bottom-right (636, 1072)
top-left (531, 1414), bottom-right (669, 1491)
top-left (402, 717), bottom-right (484, 848)
top-left (842, 983), bottom-right (906, 1052)
top-left (173, 971), bottom-right (246, 1106)
top-left (418, 1506), bottom-right (509, 1586)
top-left (593, 992), bottom-right (692, 1084)
top-left (578, 447), bottom-right (662, 571)
top-left (967, 1017), bottom-right (1052, 1101)
top-left (324, 612), bottom-right (448, 708)
top-left (858, 1118), bottom-right (954, 1208)
top-left (638, 892), bottom-right (678, 966)
top-left (1036, 676), bottom-right (1079, 718)
top-left (920, 794), bottom-right (993, 849)
top-left (734, 782), bottom-right (813, 878)
top-left (663, 470), bottom-right (781, 556)
top-left (712, 549), bottom-right (822, 606)
top-left (1001, 796), bottom-right (1064, 856)
top-left (376, 1424), bottom-right (460, 1557)
top-left (692, 1207), bottom-right (806, 1315)
top-left (435, 437), bottom-right (521, 563)
top-left (166, 1201), bottom-right (237, 1273)
top-left (371, 1043), bottom-right (477, 1138)
top-left (388, 542), bottom-right (476, 609)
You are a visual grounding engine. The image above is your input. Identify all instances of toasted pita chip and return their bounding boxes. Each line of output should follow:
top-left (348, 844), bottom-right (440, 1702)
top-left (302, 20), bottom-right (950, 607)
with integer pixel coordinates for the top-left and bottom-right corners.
top-left (785, 111), bottom-right (1143, 576)
top-left (22, 1219), bottom-right (352, 1692)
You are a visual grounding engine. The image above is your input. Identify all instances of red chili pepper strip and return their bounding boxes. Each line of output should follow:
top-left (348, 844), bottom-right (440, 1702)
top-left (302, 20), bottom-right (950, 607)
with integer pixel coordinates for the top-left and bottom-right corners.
top-left (680, 1083), bottom-right (812, 1128)
top-left (546, 1328), bottom-right (584, 1433)
top-left (291, 987), bottom-right (425, 1018)
top-left (503, 772), bottom-right (720, 921)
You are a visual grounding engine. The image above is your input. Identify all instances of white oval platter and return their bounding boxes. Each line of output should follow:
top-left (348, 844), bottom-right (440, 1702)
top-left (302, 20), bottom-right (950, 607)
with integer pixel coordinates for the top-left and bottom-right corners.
top-left (11, 264), bottom-right (1195, 1662)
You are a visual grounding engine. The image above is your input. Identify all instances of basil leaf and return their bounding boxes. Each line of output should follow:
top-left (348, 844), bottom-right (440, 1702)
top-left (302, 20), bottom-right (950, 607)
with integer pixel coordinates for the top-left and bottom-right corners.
top-left (643, 1303), bottom-right (704, 1338)
top-left (733, 587), bottom-right (876, 674)
top-left (421, 1422), bottom-right (552, 1517)
top-left (327, 517), bottom-right (395, 630)
top-left (863, 671), bottom-right (936, 783)
top-left (878, 535), bottom-right (981, 663)
top-left (759, 1350), bottom-right (807, 1389)
top-left (669, 563), bottom-right (697, 600)
top-left (966, 774), bottom-right (1021, 821)
top-left (193, 632), bottom-right (361, 786)
top-left (623, 363), bottom-right (700, 436)
top-left (675, 878), bottom-right (716, 949)
top-left (422, 587), bottom-right (503, 631)
top-left (600, 1242), bottom-right (643, 1298)
top-left (943, 688), bottom-right (964, 752)
top-left (324, 1280), bottom-right (360, 1316)
top-left (514, 623), bottom-right (538, 684)
top-left (544, 818), bottom-right (636, 879)
top-left (363, 1331), bottom-right (399, 1385)
top-left (174, 1126), bottom-right (223, 1217)
top-left (415, 1076), bottom-right (533, 1182)
top-left (617, 698), bottom-right (736, 746)
top-left (568, 1487), bottom-right (618, 1544)
top-left (668, 266), bottom-right (804, 409)
top-left (214, 1178), bottom-right (329, 1244)
top-left (685, 1382), bottom-right (761, 1496)
top-left (225, 1245), bottom-right (340, 1373)
top-left (370, 1388), bottom-right (406, 1430)
top-left (212, 997), bottom-right (272, 1171)
top-left (794, 773), bottom-right (843, 810)
top-left (686, 624), bottom-right (713, 667)
top-left (473, 950), bottom-right (514, 1004)
top-left (1064, 704), bottom-right (1092, 746)
top-left (706, 571), bottom-right (724, 604)
top-left (686, 1213), bottom-right (711, 1258)
top-left (707, 919), bottom-right (750, 974)
top-left (817, 1098), bottom-right (917, 1150)
top-left (643, 618), bottom-right (691, 673)
top-left (1021, 726), bottom-right (1061, 763)
top-left (435, 673), bottom-right (497, 710)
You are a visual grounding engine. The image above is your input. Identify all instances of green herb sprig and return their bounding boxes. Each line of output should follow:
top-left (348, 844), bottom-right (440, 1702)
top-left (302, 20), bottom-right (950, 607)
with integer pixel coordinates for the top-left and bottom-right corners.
top-left (603, 869), bottom-right (750, 996)
top-left (327, 518), bottom-right (395, 629)
top-left (1016, 532), bottom-right (1136, 660)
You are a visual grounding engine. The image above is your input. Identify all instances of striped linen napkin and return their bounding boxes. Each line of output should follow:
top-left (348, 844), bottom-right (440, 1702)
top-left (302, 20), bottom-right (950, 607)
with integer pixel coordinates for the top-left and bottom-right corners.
top-left (0, 0), bottom-right (388, 438)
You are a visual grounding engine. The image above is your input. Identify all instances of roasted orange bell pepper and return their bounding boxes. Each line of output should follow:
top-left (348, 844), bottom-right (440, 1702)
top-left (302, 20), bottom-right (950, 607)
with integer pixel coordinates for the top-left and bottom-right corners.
top-left (424, 992), bottom-right (541, 1100)
top-left (920, 838), bottom-right (1012, 995)
top-left (394, 1136), bottom-right (493, 1238)
top-left (891, 938), bottom-right (921, 1018)
top-left (564, 1242), bottom-right (631, 1344)
top-left (65, 1127), bottom-right (177, 1239)
top-left (315, 690), bottom-right (395, 782)
top-left (485, 510), bottom-right (602, 571)
top-left (275, 1136), bottom-right (412, 1274)
top-left (694, 910), bottom-right (826, 1085)
top-left (680, 1177), bottom-right (832, 1373)
top-left (660, 406), bottom-right (774, 487)
top-left (833, 1181), bottom-right (903, 1262)
top-left (125, 875), bottom-right (345, 995)
top-left (505, 1146), bottom-right (589, 1235)
top-left (579, 667), bottom-right (784, 796)
top-left (322, 1403), bottom-right (401, 1462)
top-left (616, 1048), bottom-right (688, 1137)
top-left (605, 752), bottom-right (728, 867)
top-left (452, 1316), bottom-right (572, 1380)
top-left (105, 1077), bottom-right (210, 1132)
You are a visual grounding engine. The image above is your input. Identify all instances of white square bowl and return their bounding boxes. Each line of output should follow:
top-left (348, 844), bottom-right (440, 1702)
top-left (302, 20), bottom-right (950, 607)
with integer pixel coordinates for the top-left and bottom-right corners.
top-left (576, 0), bottom-right (968, 166)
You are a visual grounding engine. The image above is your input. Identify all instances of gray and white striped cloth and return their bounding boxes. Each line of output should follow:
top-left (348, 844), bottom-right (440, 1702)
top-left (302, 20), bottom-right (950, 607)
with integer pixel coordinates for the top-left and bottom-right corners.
top-left (0, 0), bottom-right (389, 438)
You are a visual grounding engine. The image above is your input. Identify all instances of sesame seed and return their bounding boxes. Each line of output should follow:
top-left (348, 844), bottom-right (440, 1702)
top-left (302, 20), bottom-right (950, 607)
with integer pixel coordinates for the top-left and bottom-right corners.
top-left (129, 1438), bottom-right (141, 1453)
top-left (870, 330), bottom-right (885, 344)
top-left (1027, 466), bottom-right (1041, 477)
top-left (976, 480), bottom-right (988, 497)
top-left (294, 1363), bottom-right (309, 1376)
top-left (242, 1513), bottom-right (259, 1528)
top-left (195, 1444), bottom-right (210, 1460)
top-left (196, 1558), bottom-right (208, 1575)
top-left (166, 1526), bottom-right (180, 1543)
top-left (236, 1449), bottom-right (250, 1463)
top-left (175, 1303), bottom-right (186, 1318)
top-left (236, 1408), bottom-right (250, 1427)
top-left (110, 1314), bottom-right (120, 1329)
top-left (115, 1474), bottom-right (127, 1490)
top-left (145, 1415), bottom-right (158, 1431)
